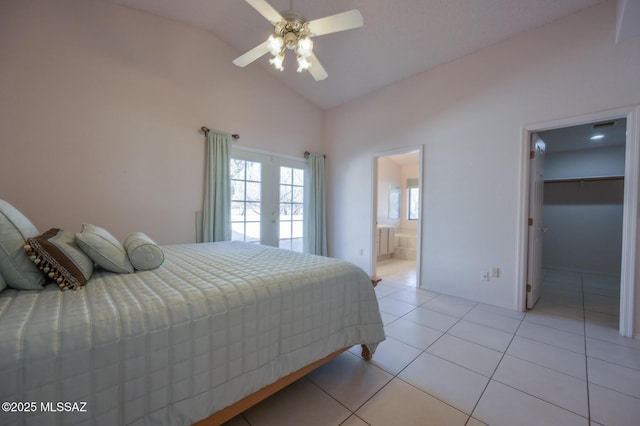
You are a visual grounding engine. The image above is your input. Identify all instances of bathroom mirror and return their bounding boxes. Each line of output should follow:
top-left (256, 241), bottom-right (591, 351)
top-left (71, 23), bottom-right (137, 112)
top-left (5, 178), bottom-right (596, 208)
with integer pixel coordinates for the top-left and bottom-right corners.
top-left (389, 186), bottom-right (400, 219)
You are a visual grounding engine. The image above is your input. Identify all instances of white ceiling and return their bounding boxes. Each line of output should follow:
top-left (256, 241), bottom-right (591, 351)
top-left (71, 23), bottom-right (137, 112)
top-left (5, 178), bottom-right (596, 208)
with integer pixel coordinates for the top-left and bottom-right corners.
top-left (539, 118), bottom-right (627, 153)
top-left (106, 0), bottom-right (606, 109)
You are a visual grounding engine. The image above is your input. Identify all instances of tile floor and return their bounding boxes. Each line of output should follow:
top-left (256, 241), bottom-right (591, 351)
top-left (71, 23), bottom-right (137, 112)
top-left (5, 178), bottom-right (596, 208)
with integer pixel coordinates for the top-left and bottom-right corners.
top-left (224, 260), bottom-right (640, 426)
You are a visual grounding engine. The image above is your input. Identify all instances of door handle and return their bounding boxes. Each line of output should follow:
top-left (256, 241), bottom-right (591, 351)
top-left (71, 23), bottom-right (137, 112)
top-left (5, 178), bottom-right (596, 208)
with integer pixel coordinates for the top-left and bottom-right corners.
top-left (541, 226), bottom-right (548, 233)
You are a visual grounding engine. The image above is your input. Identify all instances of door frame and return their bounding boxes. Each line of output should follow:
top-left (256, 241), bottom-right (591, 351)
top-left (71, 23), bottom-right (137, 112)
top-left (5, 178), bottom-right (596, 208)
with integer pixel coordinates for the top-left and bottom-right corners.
top-left (526, 133), bottom-right (546, 309)
top-left (371, 145), bottom-right (424, 287)
top-left (517, 106), bottom-right (640, 337)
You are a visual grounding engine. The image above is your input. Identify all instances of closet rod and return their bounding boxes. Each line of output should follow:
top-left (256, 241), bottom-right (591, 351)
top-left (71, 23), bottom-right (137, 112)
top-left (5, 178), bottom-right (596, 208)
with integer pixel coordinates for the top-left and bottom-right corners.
top-left (545, 176), bottom-right (624, 184)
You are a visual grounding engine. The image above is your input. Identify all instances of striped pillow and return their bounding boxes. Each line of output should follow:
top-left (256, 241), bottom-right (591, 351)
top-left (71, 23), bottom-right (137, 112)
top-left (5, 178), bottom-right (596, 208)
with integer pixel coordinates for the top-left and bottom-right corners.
top-left (25, 229), bottom-right (94, 291)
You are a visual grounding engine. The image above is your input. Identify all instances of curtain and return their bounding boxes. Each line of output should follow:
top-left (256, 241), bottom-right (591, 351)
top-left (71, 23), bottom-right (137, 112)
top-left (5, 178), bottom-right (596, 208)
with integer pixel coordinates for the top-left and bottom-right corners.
top-left (305, 153), bottom-right (328, 256)
top-left (201, 130), bottom-right (231, 242)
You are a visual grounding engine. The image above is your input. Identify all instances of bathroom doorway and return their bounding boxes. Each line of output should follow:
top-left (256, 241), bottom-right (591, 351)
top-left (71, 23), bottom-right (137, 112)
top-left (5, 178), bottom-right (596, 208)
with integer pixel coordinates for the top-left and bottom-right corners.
top-left (372, 147), bottom-right (423, 288)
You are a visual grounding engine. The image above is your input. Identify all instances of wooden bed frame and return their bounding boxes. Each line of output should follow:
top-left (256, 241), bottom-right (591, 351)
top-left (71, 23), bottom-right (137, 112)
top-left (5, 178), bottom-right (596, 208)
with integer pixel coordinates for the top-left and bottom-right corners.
top-left (194, 344), bottom-right (373, 426)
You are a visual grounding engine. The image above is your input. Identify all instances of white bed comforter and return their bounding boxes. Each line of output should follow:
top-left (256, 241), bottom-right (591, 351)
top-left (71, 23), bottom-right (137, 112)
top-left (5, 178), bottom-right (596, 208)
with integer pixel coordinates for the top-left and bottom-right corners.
top-left (0, 242), bottom-right (385, 425)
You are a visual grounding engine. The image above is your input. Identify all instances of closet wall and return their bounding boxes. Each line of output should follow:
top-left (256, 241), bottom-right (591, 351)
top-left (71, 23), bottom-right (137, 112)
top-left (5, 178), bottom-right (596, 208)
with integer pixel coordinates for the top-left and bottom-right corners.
top-left (542, 145), bottom-right (625, 274)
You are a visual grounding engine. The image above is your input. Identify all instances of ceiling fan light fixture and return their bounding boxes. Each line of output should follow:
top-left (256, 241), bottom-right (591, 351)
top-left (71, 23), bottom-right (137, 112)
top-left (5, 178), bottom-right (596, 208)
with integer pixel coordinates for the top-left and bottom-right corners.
top-left (267, 34), bottom-right (284, 56)
top-left (269, 52), bottom-right (285, 71)
top-left (234, 0), bottom-right (364, 81)
top-left (296, 36), bottom-right (313, 57)
top-left (296, 55), bottom-right (311, 72)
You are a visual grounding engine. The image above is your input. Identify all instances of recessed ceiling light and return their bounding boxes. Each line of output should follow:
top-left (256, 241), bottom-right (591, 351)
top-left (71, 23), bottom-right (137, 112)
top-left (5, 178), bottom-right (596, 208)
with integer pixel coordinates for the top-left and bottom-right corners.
top-left (590, 134), bottom-right (605, 140)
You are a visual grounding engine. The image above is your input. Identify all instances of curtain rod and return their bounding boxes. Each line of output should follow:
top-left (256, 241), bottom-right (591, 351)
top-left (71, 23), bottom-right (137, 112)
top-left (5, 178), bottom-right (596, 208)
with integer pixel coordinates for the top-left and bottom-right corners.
top-left (201, 126), bottom-right (239, 140)
top-left (304, 151), bottom-right (326, 159)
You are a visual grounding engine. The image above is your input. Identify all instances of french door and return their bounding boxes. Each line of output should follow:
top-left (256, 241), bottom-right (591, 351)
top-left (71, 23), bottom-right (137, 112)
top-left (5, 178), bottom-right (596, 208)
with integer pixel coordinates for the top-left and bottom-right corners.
top-left (230, 149), bottom-right (306, 252)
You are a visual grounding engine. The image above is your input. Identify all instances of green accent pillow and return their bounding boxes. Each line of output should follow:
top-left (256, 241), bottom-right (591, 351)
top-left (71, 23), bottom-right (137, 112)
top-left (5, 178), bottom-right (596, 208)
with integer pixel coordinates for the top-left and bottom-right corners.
top-left (124, 232), bottom-right (164, 271)
top-left (0, 199), bottom-right (45, 290)
top-left (75, 224), bottom-right (134, 274)
top-left (25, 229), bottom-right (94, 291)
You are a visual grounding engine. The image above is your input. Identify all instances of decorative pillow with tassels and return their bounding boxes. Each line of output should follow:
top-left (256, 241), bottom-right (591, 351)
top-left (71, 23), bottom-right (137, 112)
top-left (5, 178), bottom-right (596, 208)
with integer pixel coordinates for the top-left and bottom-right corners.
top-left (25, 229), bottom-right (94, 291)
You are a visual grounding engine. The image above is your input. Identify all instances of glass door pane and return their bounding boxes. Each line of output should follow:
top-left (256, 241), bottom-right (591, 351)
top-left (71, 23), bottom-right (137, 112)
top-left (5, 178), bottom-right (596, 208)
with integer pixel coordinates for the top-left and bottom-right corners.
top-left (229, 152), bottom-right (306, 252)
top-left (279, 166), bottom-right (305, 252)
top-left (230, 159), bottom-right (262, 243)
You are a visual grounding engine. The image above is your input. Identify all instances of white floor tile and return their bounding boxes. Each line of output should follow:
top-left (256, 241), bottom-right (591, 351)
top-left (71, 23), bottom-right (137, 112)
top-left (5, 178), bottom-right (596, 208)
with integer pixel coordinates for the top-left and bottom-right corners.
top-left (589, 383), bottom-right (640, 426)
top-left (533, 299), bottom-right (585, 320)
top-left (306, 352), bottom-right (393, 411)
top-left (383, 318), bottom-right (443, 350)
top-left (379, 311), bottom-right (399, 326)
top-left (387, 288), bottom-right (437, 306)
top-left (402, 306), bottom-right (459, 332)
top-left (524, 311), bottom-right (585, 335)
top-left (473, 381), bottom-right (588, 426)
top-left (377, 298), bottom-right (417, 317)
top-left (587, 357), bottom-right (640, 399)
top-left (447, 319), bottom-right (514, 353)
top-left (517, 320), bottom-right (585, 354)
top-left (232, 266), bottom-right (640, 425)
top-left (474, 303), bottom-right (526, 320)
top-left (356, 378), bottom-right (468, 426)
top-left (374, 284), bottom-right (402, 298)
top-left (506, 336), bottom-right (586, 380)
top-left (399, 353), bottom-right (489, 414)
top-left (426, 334), bottom-right (502, 377)
top-left (349, 336), bottom-right (422, 375)
top-left (585, 313), bottom-right (640, 350)
top-left (586, 337), bottom-right (640, 371)
top-left (242, 378), bottom-right (351, 426)
top-left (463, 308), bottom-right (521, 334)
top-left (422, 295), bottom-right (477, 318)
top-left (493, 355), bottom-right (588, 417)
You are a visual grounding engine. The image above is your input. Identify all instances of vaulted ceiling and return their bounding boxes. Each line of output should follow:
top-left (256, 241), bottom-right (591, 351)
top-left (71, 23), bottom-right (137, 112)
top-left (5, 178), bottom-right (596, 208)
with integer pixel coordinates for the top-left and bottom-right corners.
top-left (106, 0), bottom-right (636, 110)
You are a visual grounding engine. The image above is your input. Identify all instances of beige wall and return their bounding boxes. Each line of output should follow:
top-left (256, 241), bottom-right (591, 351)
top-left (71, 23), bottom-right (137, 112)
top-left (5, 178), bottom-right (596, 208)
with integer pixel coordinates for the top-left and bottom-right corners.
top-left (0, 0), bottom-right (323, 244)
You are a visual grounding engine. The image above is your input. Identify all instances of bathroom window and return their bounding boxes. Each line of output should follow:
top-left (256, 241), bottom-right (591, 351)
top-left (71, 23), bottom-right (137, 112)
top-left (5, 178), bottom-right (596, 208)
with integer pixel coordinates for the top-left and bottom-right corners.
top-left (407, 186), bottom-right (420, 220)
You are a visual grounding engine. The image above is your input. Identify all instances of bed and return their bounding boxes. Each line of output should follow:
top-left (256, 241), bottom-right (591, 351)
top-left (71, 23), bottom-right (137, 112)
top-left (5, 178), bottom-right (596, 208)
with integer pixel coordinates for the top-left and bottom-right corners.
top-left (0, 241), bottom-right (385, 426)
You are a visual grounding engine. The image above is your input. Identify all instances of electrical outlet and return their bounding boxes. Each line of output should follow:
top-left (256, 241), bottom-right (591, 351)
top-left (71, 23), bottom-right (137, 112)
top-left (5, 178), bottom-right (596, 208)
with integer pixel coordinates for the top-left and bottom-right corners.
top-left (481, 272), bottom-right (490, 282)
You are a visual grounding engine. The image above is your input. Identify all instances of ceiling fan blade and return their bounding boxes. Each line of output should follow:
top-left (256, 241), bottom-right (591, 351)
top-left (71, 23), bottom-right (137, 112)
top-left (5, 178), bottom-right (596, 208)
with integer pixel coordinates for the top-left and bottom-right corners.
top-left (307, 9), bottom-right (363, 36)
top-left (308, 53), bottom-right (328, 81)
top-left (245, 0), bottom-right (283, 24)
top-left (233, 40), bottom-right (270, 67)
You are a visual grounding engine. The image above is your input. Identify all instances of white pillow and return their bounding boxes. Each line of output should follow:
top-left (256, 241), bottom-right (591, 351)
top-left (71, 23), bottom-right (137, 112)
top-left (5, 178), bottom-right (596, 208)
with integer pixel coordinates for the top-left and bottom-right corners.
top-left (0, 199), bottom-right (45, 290)
top-left (124, 232), bottom-right (164, 271)
top-left (75, 224), bottom-right (134, 274)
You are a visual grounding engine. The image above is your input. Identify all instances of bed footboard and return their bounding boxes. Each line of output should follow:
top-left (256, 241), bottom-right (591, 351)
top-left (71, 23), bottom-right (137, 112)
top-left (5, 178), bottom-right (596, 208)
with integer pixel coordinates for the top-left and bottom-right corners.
top-left (195, 344), bottom-right (374, 425)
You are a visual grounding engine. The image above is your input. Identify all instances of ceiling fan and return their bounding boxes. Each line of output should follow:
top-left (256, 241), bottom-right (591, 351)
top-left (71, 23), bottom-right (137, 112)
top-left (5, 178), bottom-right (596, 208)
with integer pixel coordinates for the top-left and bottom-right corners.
top-left (233, 0), bottom-right (364, 81)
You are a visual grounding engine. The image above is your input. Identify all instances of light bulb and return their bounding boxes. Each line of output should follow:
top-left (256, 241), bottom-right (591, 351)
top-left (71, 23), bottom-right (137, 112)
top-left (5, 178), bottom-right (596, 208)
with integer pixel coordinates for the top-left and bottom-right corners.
top-left (296, 56), bottom-right (311, 72)
top-left (270, 53), bottom-right (285, 71)
top-left (267, 35), bottom-right (283, 56)
top-left (296, 36), bottom-right (313, 57)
